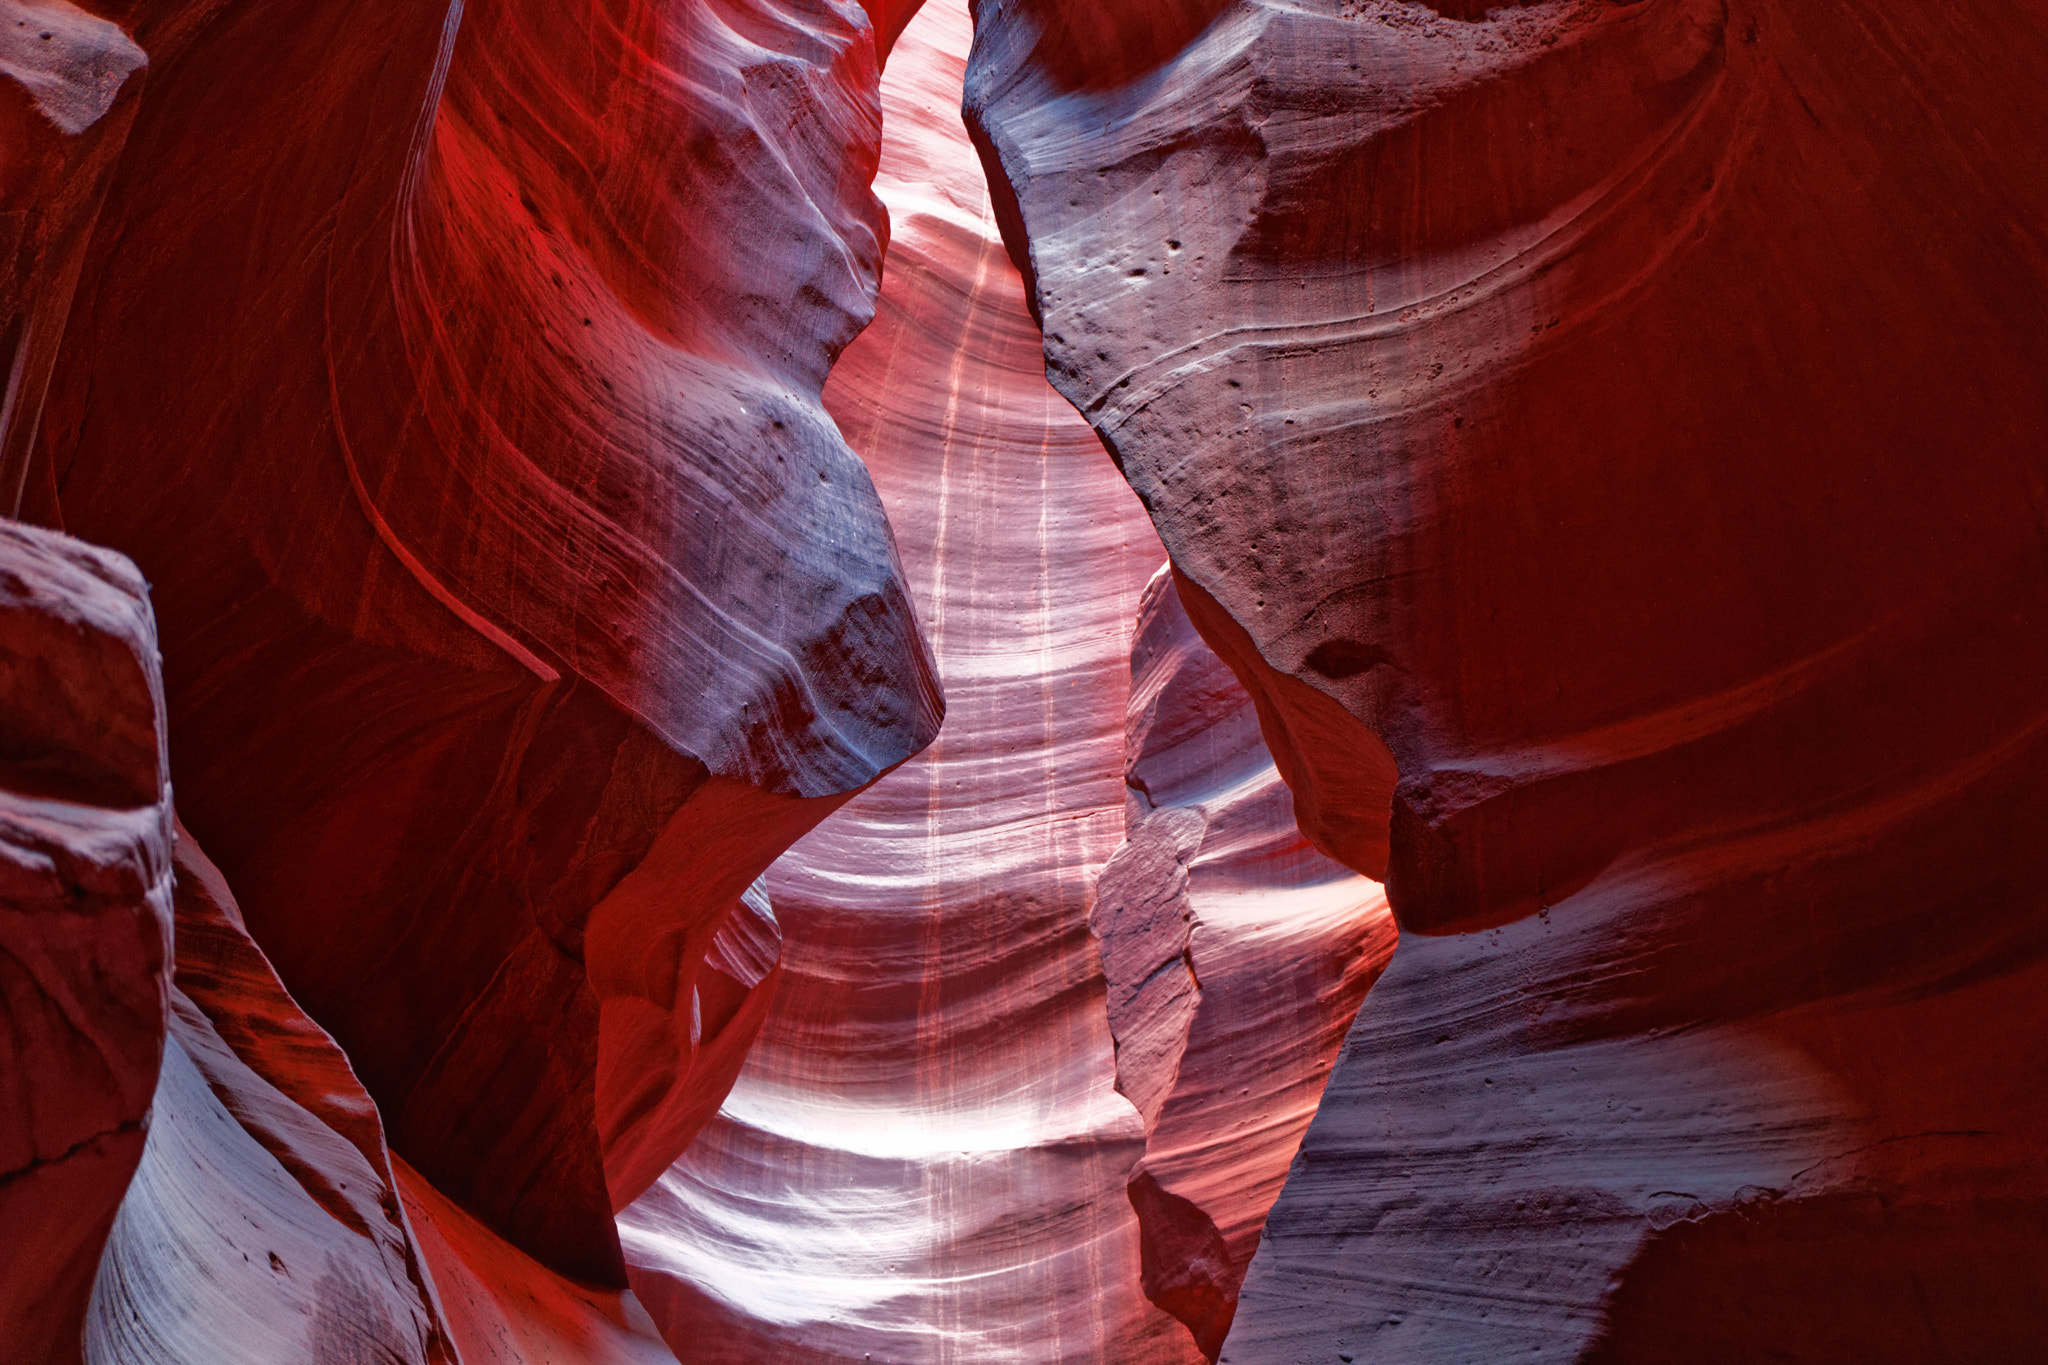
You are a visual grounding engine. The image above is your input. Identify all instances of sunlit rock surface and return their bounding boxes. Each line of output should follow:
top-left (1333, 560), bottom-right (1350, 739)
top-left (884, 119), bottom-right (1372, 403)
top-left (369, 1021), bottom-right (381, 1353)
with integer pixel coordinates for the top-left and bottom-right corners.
top-left (26, 0), bottom-right (938, 1284)
top-left (0, 523), bottom-right (170, 1365)
top-left (964, 0), bottom-right (2048, 1359)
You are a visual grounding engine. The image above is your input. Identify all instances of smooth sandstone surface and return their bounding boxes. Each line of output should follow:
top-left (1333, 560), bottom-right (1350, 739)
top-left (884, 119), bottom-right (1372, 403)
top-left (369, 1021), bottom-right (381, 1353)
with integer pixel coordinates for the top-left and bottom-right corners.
top-left (27, 0), bottom-right (938, 1283)
top-left (963, 1), bottom-right (2048, 1359)
top-left (0, 523), bottom-right (170, 1365)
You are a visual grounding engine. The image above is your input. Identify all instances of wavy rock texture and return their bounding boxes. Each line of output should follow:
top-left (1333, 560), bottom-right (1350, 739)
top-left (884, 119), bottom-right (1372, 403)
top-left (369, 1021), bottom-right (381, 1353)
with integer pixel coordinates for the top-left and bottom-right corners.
top-left (1096, 566), bottom-right (1394, 1357)
top-left (11, 0), bottom-right (2042, 1358)
top-left (0, 523), bottom-right (170, 1365)
top-left (85, 824), bottom-right (456, 1365)
top-left (25, 0), bottom-right (938, 1283)
top-left (965, 0), bottom-right (2048, 1359)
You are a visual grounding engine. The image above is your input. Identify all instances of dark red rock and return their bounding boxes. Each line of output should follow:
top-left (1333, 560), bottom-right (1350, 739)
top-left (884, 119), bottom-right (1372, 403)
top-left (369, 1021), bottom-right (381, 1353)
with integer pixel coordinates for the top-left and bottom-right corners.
top-left (0, 521), bottom-right (169, 1365)
top-left (24, 0), bottom-right (939, 1284)
top-left (0, 0), bottom-right (144, 517)
top-left (396, 1153), bottom-right (677, 1365)
top-left (964, 0), bottom-right (2048, 1358)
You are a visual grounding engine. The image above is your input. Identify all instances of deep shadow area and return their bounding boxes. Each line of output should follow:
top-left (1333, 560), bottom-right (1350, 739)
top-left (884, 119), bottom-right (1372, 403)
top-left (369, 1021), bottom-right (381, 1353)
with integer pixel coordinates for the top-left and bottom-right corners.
top-left (1585, 1193), bottom-right (2048, 1363)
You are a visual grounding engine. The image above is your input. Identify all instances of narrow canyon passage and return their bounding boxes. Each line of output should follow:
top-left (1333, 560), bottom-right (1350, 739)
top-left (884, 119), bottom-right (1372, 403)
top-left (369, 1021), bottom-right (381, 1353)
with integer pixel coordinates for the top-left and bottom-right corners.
top-left (8, 0), bottom-right (2046, 1361)
top-left (619, 6), bottom-right (1181, 1358)
top-left (618, 6), bottom-right (1388, 1360)
top-left (617, 5), bottom-right (1179, 1357)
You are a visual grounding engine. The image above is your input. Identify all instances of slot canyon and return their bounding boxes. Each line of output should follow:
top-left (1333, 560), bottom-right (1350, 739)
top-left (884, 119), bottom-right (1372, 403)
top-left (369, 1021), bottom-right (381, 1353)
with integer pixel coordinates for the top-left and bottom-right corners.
top-left (2, 0), bottom-right (2043, 1361)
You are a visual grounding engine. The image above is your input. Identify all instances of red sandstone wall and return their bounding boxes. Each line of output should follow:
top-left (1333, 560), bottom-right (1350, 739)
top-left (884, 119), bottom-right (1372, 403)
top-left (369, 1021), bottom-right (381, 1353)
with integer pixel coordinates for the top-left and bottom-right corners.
top-left (17, 0), bottom-right (939, 1297)
top-left (87, 825), bottom-right (454, 1365)
top-left (963, 0), bottom-right (2048, 1359)
top-left (5, 0), bottom-right (944, 1356)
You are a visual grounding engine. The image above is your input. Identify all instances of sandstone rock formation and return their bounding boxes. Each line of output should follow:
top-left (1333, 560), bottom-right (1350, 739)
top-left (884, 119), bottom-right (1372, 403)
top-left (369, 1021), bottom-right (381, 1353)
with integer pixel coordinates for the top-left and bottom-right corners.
top-left (617, 8), bottom-right (1184, 1357)
top-left (85, 823), bottom-right (454, 1365)
top-left (395, 1155), bottom-right (676, 1365)
top-left (6, 0), bottom-right (2043, 1358)
top-left (0, 523), bottom-right (170, 1365)
top-left (964, 0), bottom-right (2048, 1359)
top-left (21, 0), bottom-right (939, 1289)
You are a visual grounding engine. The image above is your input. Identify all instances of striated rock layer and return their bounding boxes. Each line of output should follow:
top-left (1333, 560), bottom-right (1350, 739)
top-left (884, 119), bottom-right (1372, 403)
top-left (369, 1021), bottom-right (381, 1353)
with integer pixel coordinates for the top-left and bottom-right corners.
top-left (0, 517), bottom-right (686, 1365)
top-left (965, 0), bottom-right (2048, 1359)
top-left (23, 0), bottom-right (939, 1288)
top-left (85, 823), bottom-right (455, 1365)
top-left (10, 0), bottom-right (2042, 1357)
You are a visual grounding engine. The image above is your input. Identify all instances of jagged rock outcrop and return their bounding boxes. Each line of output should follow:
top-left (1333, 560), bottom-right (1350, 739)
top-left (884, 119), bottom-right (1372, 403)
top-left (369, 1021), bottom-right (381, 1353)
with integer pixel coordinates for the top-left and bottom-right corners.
top-left (0, 523), bottom-right (170, 1365)
top-left (1094, 566), bottom-right (1394, 1357)
top-left (964, 0), bottom-right (2048, 1359)
top-left (18, 0), bottom-right (939, 1289)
